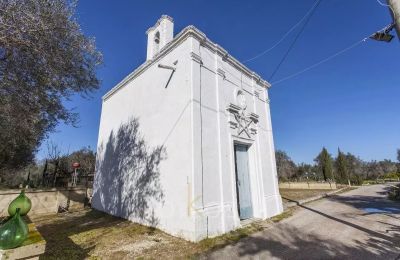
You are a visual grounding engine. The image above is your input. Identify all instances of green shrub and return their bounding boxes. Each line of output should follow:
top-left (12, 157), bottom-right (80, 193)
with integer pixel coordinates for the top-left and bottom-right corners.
top-left (388, 184), bottom-right (400, 201)
top-left (350, 175), bottom-right (363, 186)
top-left (383, 172), bottom-right (400, 180)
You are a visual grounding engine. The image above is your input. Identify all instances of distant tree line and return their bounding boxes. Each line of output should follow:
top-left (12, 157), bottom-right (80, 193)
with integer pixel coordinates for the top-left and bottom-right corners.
top-left (0, 142), bottom-right (95, 189)
top-left (276, 148), bottom-right (400, 185)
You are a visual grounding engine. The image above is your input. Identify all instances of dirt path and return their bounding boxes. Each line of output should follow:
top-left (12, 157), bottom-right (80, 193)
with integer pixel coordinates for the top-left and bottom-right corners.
top-left (204, 184), bottom-right (400, 259)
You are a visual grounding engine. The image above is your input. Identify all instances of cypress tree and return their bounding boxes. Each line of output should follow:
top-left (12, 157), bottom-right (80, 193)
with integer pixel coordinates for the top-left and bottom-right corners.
top-left (336, 148), bottom-right (349, 184)
top-left (315, 147), bottom-right (334, 181)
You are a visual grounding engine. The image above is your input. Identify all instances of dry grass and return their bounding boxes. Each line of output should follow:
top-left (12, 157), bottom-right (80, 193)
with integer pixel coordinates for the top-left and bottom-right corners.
top-left (279, 188), bottom-right (336, 202)
top-left (196, 222), bottom-right (265, 252)
top-left (31, 210), bottom-right (197, 259)
top-left (270, 208), bottom-right (294, 223)
top-left (31, 209), bottom-right (291, 259)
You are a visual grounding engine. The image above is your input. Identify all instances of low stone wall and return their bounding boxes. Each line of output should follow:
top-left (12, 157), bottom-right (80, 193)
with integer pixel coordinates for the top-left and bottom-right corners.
top-left (0, 187), bottom-right (87, 217)
top-left (279, 182), bottom-right (337, 190)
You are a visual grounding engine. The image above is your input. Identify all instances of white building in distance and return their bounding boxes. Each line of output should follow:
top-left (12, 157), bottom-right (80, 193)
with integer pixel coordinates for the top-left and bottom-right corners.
top-left (92, 15), bottom-right (283, 242)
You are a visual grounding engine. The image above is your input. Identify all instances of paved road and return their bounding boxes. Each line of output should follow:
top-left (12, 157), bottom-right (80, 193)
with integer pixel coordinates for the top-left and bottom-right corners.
top-left (205, 184), bottom-right (400, 259)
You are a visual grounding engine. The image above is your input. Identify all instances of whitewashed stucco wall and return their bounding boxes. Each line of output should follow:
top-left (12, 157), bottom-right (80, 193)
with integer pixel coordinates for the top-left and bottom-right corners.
top-left (93, 39), bottom-right (197, 240)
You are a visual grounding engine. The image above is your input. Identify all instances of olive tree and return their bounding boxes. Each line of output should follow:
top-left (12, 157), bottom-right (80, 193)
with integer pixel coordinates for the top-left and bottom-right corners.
top-left (275, 150), bottom-right (297, 181)
top-left (0, 0), bottom-right (102, 170)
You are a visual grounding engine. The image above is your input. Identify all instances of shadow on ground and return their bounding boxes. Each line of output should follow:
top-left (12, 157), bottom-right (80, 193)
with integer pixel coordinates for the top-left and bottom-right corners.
top-left (34, 210), bottom-right (125, 259)
top-left (32, 209), bottom-right (203, 259)
top-left (204, 186), bottom-right (400, 259)
top-left (228, 223), bottom-right (399, 259)
top-left (327, 186), bottom-right (400, 216)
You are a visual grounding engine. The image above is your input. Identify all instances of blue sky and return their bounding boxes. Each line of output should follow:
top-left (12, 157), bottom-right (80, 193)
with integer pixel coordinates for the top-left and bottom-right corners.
top-left (37, 0), bottom-right (400, 164)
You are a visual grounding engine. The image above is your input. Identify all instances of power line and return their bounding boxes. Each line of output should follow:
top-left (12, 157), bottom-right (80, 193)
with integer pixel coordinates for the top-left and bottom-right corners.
top-left (243, 0), bottom-right (321, 63)
top-left (271, 39), bottom-right (366, 85)
top-left (271, 23), bottom-right (391, 86)
top-left (269, 0), bottom-right (323, 81)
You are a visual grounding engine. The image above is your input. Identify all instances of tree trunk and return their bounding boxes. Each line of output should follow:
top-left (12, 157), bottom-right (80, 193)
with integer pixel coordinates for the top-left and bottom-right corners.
top-left (53, 161), bottom-right (58, 187)
top-left (42, 160), bottom-right (48, 186)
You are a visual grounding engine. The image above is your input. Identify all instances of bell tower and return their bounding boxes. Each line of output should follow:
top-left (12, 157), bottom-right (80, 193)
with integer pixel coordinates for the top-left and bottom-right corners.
top-left (146, 15), bottom-right (174, 60)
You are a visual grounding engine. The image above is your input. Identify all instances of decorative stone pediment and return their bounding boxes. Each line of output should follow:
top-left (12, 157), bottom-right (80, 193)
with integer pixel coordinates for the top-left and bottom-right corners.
top-left (226, 103), bottom-right (259, 138)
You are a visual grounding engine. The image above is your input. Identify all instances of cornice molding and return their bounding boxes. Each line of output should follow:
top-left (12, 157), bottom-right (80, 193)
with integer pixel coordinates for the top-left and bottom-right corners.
top-left (190, 52), bottom-right (203, 64)
top-left (103, 25), bottom-right (271, 101)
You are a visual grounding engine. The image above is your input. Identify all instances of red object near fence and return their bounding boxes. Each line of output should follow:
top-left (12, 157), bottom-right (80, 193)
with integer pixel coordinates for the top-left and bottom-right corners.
top-left (72, 162), bottom-right (80, 169)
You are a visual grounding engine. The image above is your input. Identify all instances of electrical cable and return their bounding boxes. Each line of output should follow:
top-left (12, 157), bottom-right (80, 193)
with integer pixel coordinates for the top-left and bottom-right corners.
top-left (269, 0), bottom-right (323, 81)
top-left (270, 23), bottom-right (391, 86)
top-left (271, 39), bottom-right (366, 85)
top-left (243, 0), bottom-right (321, 63)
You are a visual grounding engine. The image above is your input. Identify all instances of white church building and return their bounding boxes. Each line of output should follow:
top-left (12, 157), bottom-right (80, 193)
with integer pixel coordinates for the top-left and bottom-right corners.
top-left (92, 15), bottom-right (283, 241)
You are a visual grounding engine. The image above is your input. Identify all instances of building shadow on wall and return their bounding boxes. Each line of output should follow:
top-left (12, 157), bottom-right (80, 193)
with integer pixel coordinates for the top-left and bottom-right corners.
top-left (92, 117), bottom-right (166, 226)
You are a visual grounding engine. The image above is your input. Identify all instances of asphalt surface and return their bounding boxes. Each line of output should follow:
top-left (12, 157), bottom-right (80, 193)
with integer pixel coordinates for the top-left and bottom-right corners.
top-left (205, 184), bottom-right (400, 260)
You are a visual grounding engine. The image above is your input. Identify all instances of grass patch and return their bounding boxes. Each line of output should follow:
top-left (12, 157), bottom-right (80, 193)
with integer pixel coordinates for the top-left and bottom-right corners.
top-left (333, 186), bottom-right (357, 195)
top-left (363, 180), bottom-right (386, 185)
top-left (280, 189), bottom-right (334, 202)
top-left (198, 223), bottom-right (263, 251)
top-left (270, 209), bottom-right (293, 223)
top-left (195, 210), bottom-right (295, 256)
top-left (31, 208), bottom-right (296, 259)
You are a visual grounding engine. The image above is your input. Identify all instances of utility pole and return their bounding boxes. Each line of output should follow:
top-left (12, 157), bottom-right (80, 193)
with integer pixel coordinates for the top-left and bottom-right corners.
top-left (388, 0), bottom-right (400, 40)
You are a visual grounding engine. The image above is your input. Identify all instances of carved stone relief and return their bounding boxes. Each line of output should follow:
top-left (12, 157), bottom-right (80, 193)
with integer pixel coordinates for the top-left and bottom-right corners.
top-left (227, 91), bottom-right (259, 138)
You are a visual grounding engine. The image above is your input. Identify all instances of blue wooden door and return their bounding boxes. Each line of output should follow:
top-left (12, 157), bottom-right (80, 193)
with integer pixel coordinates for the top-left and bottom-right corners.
top-left (234, 144), bottom-right (253, 220)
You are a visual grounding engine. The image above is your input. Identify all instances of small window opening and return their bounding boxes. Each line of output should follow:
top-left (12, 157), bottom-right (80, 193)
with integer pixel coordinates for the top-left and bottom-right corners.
top-left (154, 31), bottom-right (160, 44)
top-left (154, 31), bottom-right (160, 53)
